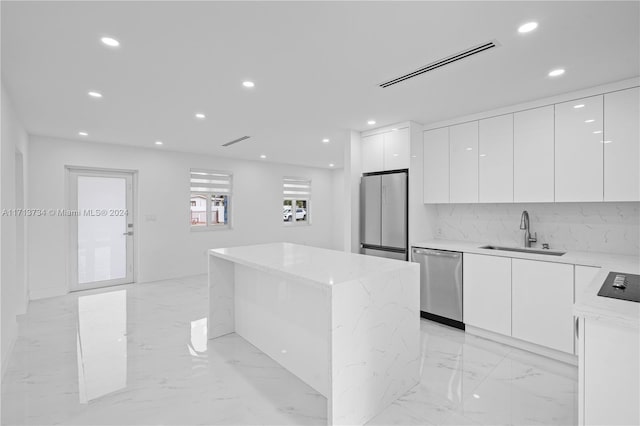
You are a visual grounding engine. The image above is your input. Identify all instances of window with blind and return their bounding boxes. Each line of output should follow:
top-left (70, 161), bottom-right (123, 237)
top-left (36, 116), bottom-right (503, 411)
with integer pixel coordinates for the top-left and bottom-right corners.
top-left (283, 177), bottom-right (311, 224)
top-left (190, 169), bottom-right (232, 229)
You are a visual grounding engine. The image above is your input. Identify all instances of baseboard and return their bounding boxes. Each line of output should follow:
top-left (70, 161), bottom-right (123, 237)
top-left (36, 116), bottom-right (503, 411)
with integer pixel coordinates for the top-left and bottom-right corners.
top-left (466, 325), bottom-right (578, 366)
top-left (30, 274), bottom-right (208, 301)
top-left (1, 319), bottom-right (18, 378)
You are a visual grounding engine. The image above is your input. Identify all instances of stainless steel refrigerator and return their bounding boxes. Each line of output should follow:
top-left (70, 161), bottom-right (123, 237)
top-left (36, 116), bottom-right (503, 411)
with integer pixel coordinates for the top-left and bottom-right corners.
top-left (360, 170), bottom-right (408, 261)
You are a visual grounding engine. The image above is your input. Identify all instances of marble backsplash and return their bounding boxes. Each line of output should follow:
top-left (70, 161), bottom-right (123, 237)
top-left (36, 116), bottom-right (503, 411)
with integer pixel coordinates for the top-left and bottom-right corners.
top-left (433, 202), bottom-right (640, 256)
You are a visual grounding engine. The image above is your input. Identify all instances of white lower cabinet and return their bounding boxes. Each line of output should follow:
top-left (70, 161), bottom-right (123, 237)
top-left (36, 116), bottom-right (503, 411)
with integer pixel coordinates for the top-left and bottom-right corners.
top-left (463, 253), bottom-right (511, 335)
top-left (579, 319), bottom-right (639, 425)
top-left (512, 259), bottom-right (574, 353)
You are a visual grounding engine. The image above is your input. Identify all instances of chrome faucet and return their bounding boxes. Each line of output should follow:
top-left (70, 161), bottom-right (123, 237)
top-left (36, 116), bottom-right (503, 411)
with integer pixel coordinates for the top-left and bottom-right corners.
top-left (519, 210), bottom-right (537, 248)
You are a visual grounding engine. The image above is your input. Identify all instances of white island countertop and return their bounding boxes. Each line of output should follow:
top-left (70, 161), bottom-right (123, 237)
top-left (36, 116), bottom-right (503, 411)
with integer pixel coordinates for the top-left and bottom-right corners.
top-left (210, 242), bottom-right (413, 288)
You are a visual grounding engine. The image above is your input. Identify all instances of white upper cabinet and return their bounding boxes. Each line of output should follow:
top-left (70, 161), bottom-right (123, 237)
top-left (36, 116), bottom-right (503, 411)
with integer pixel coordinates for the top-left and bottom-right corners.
top-left (449, 121), bottom-right (478, 203)
top-left (361, 128), bottom-right (410, 173)
top-left (555, 95), bottom-right (604, 202)
top-left (423, 127), bottom-right (450, 203)
top-left (361, 133), bottom-right (384, 173)
top-left (383, 128), bottom-right (410, 170)
top-left (418, 84), bottom-right (636, 204)
top-left (479, 114), bottom-right (514, 203)
top-left (604, 87), bottom-right (640, 201)
top-left (514, 106), bottom-right (555, 202)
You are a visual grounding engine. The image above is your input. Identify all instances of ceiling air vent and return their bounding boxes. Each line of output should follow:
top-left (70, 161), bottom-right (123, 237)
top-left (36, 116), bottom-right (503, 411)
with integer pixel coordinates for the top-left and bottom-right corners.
top-left (222, 136), bottom-right (251, 147)
top-left (379, 40), bottom-right (500, 88)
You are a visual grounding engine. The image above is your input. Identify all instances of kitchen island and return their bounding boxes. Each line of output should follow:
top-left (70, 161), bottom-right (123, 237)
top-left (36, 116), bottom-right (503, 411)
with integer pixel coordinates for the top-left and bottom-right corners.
top-left (208, 243), bottom-right (420, 425)
top-left (573, 262), bottom-right (640, 426)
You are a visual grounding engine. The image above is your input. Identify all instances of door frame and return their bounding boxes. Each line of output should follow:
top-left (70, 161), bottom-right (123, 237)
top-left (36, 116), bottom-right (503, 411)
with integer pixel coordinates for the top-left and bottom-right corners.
top-left (66, 166), bottom-right (138, 292)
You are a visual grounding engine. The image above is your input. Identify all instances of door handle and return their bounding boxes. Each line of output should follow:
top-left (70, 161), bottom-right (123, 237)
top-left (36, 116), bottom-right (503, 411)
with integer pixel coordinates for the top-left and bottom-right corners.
top-left (122, 231), bottom-right (133, 236)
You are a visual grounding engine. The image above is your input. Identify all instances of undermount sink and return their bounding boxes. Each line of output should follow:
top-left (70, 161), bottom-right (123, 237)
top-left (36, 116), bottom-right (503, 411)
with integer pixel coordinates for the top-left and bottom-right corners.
top-left (479, 245), bottom-right (566, 256)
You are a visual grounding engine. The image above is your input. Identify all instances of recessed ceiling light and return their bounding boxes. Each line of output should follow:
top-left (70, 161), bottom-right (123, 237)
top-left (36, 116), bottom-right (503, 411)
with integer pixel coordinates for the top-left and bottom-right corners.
top-left (466, 147), bottom-right (473, 151)
top-left (584, 119), bottom-right (595, 123)
top-left (195, 113), bottom-right (206, 119)
top-left (100, 37), bottom-right (120, 47)
top-left (573, 104), bottom-right (585, 109)
top-left (593, 130), bottom-right (602, 134)
top-left (329, 163), bottom-right (335, 167)
top-left (518, 22), bottom-right (538, 34)
top-left (411, 155), bottom-right (417, 158)
top-left (88, 91), bottom-right (103, 98)
top-left (78, 131), bottom-right (88, 136)
top-left (367, 120), bottom-right (376, 125)
top-left (322, 138), bottom-right (330, 143)
top-left (391, 128), bottom-right (398, 131)
top-left (260, 154), bottom-right (266, 159)
top-left (480, 154), bottom-right (487, 157)
top-left (243, 81), bottom-right (255, 88)
top-left (393, 153), bottom-right (399, 157)
top-left (601, 140), bottom-right (612, 144)
top-left (154, 141), bottom-right (163, 146)
top-left (548, 68), bottom-right (565, 77)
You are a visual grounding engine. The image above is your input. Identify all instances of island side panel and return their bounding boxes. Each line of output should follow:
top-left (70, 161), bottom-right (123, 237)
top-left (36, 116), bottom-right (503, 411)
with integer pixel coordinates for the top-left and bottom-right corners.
top-left (208, 254), bottom-right (235, 339)
top-left (329, 263), bottom-right (420, 426)
top-left (234, 264), bottom-right (331, 397)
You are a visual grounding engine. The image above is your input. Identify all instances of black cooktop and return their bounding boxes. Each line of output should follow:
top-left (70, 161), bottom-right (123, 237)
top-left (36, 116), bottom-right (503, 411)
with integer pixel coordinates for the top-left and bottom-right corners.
top-left (597, 272), bottom-right (640, 303)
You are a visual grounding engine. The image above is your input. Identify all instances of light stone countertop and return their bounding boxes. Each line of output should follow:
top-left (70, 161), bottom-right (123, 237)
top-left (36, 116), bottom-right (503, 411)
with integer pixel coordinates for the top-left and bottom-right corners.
top-left (209, 242), bottom-right (417, 288)
top-left (412, 239), bottom-right (639, 329)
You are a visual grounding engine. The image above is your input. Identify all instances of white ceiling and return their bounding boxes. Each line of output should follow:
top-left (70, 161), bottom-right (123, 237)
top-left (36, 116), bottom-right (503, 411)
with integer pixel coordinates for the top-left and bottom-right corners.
top-left (2, 1), bottom-right (639, 169)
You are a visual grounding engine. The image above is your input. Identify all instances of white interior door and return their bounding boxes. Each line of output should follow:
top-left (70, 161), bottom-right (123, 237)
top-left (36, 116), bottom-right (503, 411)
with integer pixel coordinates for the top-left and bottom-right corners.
top-left (69, 169), bottom-right (134, 291)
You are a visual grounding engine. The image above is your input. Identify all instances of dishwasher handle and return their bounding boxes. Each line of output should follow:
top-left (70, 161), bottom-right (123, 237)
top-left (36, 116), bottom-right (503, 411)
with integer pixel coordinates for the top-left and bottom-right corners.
top-left (412, 248), bottom-right (461, 259)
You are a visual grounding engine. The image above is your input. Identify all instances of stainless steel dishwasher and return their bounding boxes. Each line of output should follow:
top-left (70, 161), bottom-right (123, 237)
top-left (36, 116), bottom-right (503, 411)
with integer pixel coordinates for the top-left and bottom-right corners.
top-left (411, 247), bottom-right (464, 330)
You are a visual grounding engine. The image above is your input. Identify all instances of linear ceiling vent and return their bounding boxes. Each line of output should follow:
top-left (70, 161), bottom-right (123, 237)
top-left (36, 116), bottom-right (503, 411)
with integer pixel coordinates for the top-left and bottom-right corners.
top-left (379, 40), bottom-right (500, 88)
top-left (222, 136), bottom-right (251, 147)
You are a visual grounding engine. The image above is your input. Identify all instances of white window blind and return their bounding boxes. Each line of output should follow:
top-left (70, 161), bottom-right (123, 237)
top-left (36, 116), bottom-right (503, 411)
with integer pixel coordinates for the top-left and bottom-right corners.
top-left (283, 177), bottom-right (311, 199)
top-left (190, 170), bottom-right (232, 194)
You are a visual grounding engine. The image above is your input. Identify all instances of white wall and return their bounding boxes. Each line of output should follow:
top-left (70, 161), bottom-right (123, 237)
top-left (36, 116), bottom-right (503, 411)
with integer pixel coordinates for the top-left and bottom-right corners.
top-left (331, 168), bottom-right (345, 251)
top-left (432, 202), bottom-right (640, 255)
top-left (28, 136), bottom-right (339, 300)
top-left (1, 81), bottom-right (30, 376)
top-left (346, 130), bottom-right (361, 253)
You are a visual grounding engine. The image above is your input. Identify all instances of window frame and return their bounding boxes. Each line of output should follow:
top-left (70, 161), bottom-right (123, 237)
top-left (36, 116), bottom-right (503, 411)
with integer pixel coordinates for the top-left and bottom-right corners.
top-left (190, 169), bottom-right (233, 231)
top-left (283, 177), bottom-right (311, 226)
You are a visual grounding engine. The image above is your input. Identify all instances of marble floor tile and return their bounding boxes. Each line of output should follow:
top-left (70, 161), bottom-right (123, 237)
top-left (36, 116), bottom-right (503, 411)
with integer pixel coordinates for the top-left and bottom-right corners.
top-left (2, 275), bottom-right (577, 426)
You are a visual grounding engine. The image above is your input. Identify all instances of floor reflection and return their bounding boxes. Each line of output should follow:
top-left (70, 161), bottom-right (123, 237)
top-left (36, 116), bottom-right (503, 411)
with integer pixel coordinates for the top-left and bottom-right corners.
top-left (188, 317), bottom-right (207, 357)
top-left (76, 289), bottom-right (127, 403)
